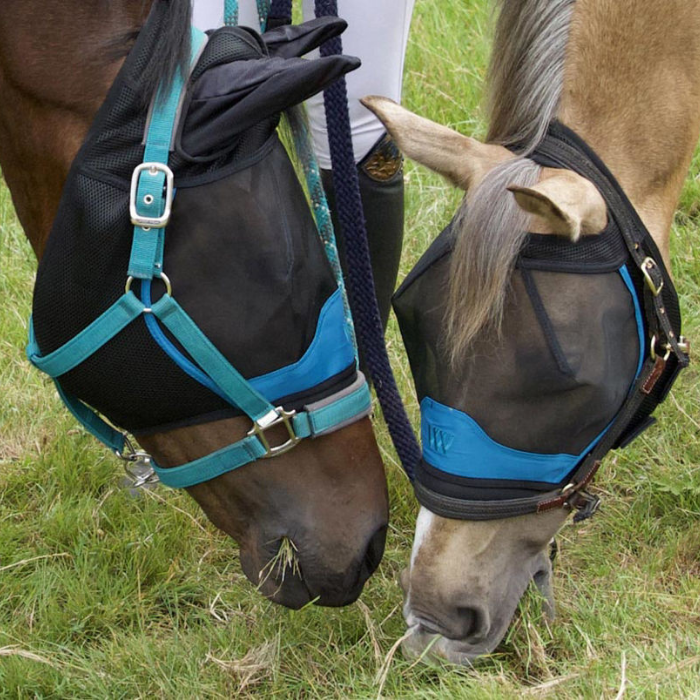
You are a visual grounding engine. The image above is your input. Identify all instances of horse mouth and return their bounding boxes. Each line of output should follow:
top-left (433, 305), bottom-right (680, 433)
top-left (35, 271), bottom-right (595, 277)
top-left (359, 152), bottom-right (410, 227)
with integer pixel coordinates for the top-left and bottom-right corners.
top-left (401, 623), bottom-right (493, 666)
top-left (241, 533), bottom-right (380, 609)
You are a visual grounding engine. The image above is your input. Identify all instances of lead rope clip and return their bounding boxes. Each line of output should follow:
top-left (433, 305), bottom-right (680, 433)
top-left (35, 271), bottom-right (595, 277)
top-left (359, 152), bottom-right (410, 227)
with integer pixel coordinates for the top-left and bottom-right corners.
top-left (116, 434), bottom-right (159, 489)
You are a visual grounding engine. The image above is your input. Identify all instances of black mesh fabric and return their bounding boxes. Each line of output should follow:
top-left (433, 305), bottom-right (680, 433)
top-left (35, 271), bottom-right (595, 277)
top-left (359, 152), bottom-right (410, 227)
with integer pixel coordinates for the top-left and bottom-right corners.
top-left (191, 27), bottom-right (267, 81)
top-left (32, 3), bottom-right (354, 434)
top-left (520, 218), bottom-right (628, 271)
top-left (395, 121), bottom-right (685, 511)
top-left (393, 215), bottom-right (642, 502)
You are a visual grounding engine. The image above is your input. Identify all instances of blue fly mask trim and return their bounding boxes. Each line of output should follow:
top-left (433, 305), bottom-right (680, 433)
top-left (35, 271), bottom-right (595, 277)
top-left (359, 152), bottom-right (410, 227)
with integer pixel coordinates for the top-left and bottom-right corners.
top-left (393, 122), bottom-right (689, 521)
top-left (26, 5), bottom-right (372, 488)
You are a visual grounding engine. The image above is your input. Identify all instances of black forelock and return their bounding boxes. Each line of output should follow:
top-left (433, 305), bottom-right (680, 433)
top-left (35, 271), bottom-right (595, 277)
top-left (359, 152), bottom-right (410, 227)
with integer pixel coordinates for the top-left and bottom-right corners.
top-left (139, 0), bottom-right (192, 107)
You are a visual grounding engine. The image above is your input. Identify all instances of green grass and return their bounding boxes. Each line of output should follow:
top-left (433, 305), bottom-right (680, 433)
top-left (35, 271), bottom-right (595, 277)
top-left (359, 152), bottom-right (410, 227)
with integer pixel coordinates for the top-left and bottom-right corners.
top-left (2, 0), bottom-right (700, 696)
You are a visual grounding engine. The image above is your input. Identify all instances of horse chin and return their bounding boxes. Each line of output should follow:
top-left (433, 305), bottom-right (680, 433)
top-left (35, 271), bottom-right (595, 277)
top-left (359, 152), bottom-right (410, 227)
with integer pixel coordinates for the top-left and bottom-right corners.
top-left (141, 416), bottom-right (389, 609)
top-left (399, 507), bottom-right (567, 665)
top-left (238, 531), bottom-right (382, 610)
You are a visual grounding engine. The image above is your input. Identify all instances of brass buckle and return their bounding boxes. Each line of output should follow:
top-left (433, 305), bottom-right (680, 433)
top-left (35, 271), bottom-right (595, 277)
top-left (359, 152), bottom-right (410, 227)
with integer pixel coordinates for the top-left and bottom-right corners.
top-left (641, 257), bottom-right (664, 297)
top-left (248, 407), bottom-right (300, 458)
top-left (650, 335), bottom-right (671, 362)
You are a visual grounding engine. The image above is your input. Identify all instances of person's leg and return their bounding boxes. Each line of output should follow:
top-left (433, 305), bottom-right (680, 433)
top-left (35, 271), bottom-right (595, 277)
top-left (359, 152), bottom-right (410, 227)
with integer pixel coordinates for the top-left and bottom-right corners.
top-left (191, 0), bottom-right (416, 330)
top-left (302, 0), bottom-right (415, 330)
top-left (191, 0), bottom-right (261, 31)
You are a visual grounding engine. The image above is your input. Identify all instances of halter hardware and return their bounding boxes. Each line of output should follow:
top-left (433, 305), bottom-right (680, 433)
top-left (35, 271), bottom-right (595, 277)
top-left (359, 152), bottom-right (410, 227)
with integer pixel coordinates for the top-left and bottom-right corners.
top-left (641, 256), bottom-right (664, 297)
top-left (130, 162), bottom-right (175, 229)
top-left (125, 272), bottom-right (172, 296)
top-left (650, 334), bottom-right (671, 362)
top-left (114, 433), bottom-right (159, 488)
top-left (114, 432), bottom-right (139, 461)
top-left (248, 407), bottom-right (301, 458)
top-left (570, 490), bottom-right (601, 523)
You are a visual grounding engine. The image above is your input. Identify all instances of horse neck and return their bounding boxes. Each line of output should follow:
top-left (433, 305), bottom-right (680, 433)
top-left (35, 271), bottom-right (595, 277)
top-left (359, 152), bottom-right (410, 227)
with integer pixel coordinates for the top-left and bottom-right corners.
top-left (0, 2), bottom-right (148, 258)
top-left (558, 0), bottom-right (700, 264)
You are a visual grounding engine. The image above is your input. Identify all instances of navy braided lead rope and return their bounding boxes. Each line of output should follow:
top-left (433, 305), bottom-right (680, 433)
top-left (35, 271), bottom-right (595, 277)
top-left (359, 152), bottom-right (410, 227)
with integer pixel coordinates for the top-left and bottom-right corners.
top-left (267, 0), bottom-right (421, 479)
top-left (315, 0), bottom-right (421, 478)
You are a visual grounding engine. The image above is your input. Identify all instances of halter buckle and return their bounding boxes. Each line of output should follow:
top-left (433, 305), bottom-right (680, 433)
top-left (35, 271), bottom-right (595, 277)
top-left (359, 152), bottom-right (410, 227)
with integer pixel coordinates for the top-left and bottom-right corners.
top-left (248, 407), bottom-right (300, 458)
top-left (130, 162), bottom-right (175, 229)
top-left (641, 257), bottom-right (664, 297)
top-left (650, 335), bottom-right (672, 362)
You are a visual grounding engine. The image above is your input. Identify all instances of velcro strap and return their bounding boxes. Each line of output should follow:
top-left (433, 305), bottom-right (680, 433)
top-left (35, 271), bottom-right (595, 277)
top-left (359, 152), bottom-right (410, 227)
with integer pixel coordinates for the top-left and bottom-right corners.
top-left (294, 374), bottom-right (372, 438)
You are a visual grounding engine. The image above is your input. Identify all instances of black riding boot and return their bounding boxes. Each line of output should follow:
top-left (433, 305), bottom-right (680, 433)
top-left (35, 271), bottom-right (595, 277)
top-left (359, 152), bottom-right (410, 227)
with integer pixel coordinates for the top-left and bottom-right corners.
top-left (321, 133), bottom-right (405, 338)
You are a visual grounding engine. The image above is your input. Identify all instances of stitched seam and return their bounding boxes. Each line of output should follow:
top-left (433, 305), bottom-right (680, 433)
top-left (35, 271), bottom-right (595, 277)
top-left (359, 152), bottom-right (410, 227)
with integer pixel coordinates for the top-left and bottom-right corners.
top-left (520, 268), bottom-right (575, 376)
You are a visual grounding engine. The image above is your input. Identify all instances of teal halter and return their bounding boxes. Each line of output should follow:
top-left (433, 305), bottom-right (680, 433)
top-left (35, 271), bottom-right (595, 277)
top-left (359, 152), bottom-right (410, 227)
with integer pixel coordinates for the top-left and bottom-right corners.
top-left (26, 26), bottom-right (372, 489)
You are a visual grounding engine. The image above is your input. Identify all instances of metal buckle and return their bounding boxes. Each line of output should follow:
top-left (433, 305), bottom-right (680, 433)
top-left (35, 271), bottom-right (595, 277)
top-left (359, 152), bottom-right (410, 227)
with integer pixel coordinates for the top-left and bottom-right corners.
top-left (123, 454), bottom-right (159, 488)
top-left (129, 162), bottom-right (174, 229)
top-left (248, 407), bottom-right (300, 458)
top-left (650, 335), bottom-right (671, 362)
top-left (641, 257), bottom-right (664, 297)
top-left (678, 336), bottom-right (690, 358)
top-left (114, 433), bottom-right (138, 461)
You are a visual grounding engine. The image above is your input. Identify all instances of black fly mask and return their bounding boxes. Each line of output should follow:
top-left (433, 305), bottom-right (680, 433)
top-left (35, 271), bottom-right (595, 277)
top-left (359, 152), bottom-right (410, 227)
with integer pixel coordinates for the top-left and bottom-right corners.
top-left (30, 5), bottom-right (362, 440)
top-left (394, 123), bottom-right (689, 520)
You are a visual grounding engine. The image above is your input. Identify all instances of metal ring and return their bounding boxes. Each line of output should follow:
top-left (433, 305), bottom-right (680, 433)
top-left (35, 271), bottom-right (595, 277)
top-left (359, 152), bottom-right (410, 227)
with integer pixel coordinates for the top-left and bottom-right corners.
top-left (125, 272), bottom-right (173, 296)
top-left (158, 272), bottom-right (173, 296)
top-left (650, 335), bottom-right (671, 362)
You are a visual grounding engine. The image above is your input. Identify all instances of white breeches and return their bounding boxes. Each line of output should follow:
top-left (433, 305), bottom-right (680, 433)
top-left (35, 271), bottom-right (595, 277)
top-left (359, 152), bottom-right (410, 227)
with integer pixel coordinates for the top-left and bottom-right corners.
top-left (191, 0), bottom-right (415, 167)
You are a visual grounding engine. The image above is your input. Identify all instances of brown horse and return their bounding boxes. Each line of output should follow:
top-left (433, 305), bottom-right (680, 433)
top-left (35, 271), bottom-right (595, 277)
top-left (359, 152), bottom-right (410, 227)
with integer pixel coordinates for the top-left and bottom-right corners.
top-left (0, 0), bottom-right (388, 609)
top-left (365, 0), bottom-right (700, 663)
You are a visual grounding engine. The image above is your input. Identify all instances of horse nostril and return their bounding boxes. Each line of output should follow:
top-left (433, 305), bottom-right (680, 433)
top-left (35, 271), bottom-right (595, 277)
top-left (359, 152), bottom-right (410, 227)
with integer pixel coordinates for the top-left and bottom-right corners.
top-left (363, 524), bottom-right (388, 575)
top-left (445, 606), bottom-right (489, 642)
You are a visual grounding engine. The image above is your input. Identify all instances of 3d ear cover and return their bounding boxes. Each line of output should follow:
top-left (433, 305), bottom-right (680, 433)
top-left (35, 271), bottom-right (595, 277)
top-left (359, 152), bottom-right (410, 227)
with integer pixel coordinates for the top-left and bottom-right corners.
top-left (178, 19), bottom-right (360, 161)
top-left (262, 16), bottom-right (349, 59)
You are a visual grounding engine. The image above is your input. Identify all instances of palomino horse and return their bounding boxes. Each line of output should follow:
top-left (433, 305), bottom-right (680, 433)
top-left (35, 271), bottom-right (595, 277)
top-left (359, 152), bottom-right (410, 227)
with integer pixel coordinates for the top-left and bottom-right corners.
top-left (365, 0), bottom-right (698, 662)
top-left (0, 0), bottom-right (388, 609)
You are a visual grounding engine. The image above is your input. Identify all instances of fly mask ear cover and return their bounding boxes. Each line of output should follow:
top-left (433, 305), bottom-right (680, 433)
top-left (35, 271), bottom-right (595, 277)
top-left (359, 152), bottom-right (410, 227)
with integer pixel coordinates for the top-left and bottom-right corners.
top-left (393, 122), bottom-right (689, 521)
top-left (27, 5), bottom-right (370, 487)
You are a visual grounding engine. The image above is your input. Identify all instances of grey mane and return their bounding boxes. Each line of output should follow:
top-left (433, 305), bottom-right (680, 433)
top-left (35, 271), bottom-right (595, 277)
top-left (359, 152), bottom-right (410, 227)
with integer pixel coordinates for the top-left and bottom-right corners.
top-left (446, 0), bottom-right (576, 363)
